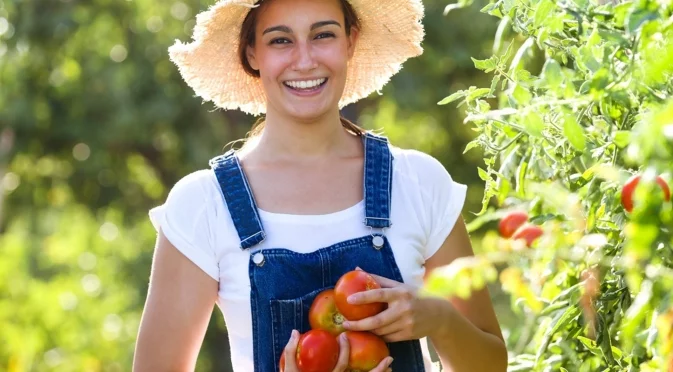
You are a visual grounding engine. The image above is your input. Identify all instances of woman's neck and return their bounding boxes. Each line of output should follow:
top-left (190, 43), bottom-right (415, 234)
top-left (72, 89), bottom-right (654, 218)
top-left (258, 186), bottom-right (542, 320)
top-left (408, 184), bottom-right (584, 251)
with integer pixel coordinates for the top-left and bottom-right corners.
top-left (247, 107), bottom-right (359, 163)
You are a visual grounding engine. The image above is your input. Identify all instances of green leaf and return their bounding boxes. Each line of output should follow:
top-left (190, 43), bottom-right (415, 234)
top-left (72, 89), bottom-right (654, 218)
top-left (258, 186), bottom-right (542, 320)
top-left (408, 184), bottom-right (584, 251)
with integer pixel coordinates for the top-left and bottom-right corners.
top-left (471, 56), bottom-right (498, 72)
top-left (467, 88), bottom-right (492, 101)
top-left (536, 306), bottom-right (582, 365)
top-left (548, 13), bottom-right (565, 34)
top-left (478, 166), bottom-right (489, 181)
top-left (563, 114), bottom-right (586, 151)
top-left (438, 90), bottom-right (467, 105)
top-left (463, 138), bottom-right (481, 154)
top-left (578, 336), bottom-right (602, 356)
top-left (514, 69), bottom-right (534, 86)
top-left (512, 84), bottom-right (532, 105)
top-left (533, 0), bottom-right (555, 28)
top-left (480, 2), bottom-right (502, 17)
top-left (613, 2), bottom-right (632, 26)
top-left (613, 131), bottom-right (631, 148)
top-left (598, 29), bottom-right (630, 48)
top-left (626, 7), bottom-right (659, 34)
top-left (578, 45), bottom-right (601, 73)
top-left (489, 75), bottom-right (502, 95)
top-left (541, 58), bottom-right (563, 88)
top-left (523, 111), bottom-right (545, 137)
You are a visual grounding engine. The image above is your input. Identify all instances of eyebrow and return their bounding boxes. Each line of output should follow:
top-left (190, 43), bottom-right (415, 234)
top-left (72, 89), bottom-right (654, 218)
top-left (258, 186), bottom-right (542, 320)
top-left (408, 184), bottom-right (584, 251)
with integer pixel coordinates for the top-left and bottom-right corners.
top-left (262, 20), bottom-right (342, 35)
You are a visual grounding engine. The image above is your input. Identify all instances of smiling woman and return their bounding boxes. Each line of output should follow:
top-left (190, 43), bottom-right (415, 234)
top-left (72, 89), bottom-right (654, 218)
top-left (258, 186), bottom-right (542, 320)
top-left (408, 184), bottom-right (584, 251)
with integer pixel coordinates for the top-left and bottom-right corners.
top-left (133, 0), bottom-right (507, 371)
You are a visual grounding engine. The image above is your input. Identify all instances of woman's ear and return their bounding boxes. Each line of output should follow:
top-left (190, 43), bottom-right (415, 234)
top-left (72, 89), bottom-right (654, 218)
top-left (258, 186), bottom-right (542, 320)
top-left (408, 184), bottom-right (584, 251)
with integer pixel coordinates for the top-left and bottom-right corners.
top-left (246, 46), bottom-right (259, 71)
top-left (347, 27), bottom-right (359, 59)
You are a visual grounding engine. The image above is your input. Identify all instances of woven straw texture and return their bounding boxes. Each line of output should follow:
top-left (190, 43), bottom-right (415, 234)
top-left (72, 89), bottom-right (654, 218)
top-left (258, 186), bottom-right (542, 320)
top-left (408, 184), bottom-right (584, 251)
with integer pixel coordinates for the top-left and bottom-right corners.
top-left (168, 0), bottom-right (425, 116)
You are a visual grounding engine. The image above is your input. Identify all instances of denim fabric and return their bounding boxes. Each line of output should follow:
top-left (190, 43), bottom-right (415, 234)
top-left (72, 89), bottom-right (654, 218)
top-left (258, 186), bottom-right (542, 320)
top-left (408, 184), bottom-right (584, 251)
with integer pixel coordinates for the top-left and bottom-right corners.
top-left (210, 132), bottom-right (426, 372)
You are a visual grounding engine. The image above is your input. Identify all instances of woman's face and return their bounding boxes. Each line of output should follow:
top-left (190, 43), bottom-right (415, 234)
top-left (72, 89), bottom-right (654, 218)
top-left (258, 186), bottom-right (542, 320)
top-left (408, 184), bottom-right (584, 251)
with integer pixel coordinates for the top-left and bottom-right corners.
top-left (246, 0), bottom-right (358, 121)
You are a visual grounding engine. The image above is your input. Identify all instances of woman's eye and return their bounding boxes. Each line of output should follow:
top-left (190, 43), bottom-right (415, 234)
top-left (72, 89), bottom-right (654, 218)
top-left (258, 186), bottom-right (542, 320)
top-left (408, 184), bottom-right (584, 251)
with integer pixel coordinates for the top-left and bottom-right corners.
top-left (315, 32), bottom-right (335, 40)
top-left (270, 38), bottom-right (290, 45)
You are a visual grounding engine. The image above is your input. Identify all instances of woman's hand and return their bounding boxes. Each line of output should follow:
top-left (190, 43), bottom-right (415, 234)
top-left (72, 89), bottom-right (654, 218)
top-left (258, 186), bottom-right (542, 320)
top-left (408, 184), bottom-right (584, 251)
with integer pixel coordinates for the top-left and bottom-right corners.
top-left (341, 274), bottom-right (451, 343)
top-left (282, 330), bottom-right (393, 372)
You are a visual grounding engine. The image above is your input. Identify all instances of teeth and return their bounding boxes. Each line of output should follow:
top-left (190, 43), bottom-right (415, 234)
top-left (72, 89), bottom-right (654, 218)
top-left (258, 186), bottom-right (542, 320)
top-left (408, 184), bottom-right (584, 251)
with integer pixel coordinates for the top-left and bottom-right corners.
top-left (285, 78), bottom-right (326, 89)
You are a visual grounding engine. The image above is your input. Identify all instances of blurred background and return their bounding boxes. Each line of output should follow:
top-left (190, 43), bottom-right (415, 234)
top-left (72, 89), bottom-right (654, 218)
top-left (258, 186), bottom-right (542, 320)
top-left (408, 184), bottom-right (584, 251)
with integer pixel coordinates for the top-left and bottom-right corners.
top-left (0, 0), bottom-right (517, 370)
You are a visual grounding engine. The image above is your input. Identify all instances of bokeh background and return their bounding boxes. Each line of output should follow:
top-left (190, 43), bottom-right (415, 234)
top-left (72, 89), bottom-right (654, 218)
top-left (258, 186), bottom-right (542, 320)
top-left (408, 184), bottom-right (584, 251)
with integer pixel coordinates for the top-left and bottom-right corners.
top-left (0, 0), bottom-right (519, 370)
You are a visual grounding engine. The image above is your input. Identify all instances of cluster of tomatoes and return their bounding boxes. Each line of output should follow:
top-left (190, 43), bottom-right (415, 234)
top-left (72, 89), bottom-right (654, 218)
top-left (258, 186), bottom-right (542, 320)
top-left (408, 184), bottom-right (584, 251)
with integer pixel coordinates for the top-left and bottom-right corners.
top-left (498, 211), bottom-right (542, 247)
top-left (497, 174), bottom-right (671, 247)
top-left (280, 270), bottom-right (390, 372)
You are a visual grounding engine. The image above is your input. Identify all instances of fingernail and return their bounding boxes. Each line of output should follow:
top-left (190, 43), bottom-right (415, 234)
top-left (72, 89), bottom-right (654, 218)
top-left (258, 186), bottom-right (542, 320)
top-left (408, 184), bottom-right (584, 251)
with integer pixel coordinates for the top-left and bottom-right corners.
top-left (292, 330), bottom-right (299, 339)
top-left (347, 295), bottom-right (356, 303)
top-left (388, 357), bottom-right (394, 365)
top-left (342, 321), bottom-right (350, 328)
top-left (340, 333), bottom-right (347, 341)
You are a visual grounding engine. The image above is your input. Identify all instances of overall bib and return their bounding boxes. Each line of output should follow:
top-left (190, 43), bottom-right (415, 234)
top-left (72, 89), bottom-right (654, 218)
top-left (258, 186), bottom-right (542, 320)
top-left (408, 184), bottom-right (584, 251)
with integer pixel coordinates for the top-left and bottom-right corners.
top-left (210, 132), bottom-right (426, 372)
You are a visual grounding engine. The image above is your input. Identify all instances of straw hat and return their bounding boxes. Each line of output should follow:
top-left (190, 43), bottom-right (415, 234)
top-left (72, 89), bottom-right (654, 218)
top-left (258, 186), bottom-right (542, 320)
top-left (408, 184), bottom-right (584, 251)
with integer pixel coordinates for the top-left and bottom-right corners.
top-left (168, 0), bottom-right (425, 116)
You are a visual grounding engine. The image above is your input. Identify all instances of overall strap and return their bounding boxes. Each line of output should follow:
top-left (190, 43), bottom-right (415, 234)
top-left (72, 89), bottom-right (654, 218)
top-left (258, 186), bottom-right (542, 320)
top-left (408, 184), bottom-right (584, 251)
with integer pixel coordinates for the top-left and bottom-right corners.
top-left (362, 132), bottom-right (393, 229)
top-left (209, 150), bottom-right (266, 250)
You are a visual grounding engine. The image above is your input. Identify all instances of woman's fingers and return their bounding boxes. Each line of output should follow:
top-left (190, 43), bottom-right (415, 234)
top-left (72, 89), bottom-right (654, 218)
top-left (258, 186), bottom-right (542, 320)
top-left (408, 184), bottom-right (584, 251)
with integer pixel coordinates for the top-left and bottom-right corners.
top-left (344, 308), bottom-right (396, 332)
top-left (370, 356), bottom-right (394, 372)
top-left (371, 321), bottom-right (405, 338)
top-left (332, 333), bottom-right (350, 372)
top-left (283, 330), bottom-right (300, 371)
top-left (368, 273), bottom-right (402, 288)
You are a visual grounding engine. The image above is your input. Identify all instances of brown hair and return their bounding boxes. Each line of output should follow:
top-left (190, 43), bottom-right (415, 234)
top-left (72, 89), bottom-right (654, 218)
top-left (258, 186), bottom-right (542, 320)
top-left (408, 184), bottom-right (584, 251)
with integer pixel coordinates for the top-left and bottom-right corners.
top-left (238, 0), bottom-right (365, 138)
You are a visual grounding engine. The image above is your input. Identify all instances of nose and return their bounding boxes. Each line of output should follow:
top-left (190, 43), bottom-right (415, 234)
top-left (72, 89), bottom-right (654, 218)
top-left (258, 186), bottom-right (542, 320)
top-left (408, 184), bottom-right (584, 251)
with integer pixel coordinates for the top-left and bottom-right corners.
top-left (291, 41), bottom-right (318, 72)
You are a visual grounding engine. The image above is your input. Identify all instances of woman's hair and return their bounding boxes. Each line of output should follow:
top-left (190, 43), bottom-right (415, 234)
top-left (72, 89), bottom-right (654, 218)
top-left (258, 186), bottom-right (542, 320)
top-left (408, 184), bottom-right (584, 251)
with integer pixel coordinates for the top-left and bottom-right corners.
top-left (237, 0), bottom-right (366, 138)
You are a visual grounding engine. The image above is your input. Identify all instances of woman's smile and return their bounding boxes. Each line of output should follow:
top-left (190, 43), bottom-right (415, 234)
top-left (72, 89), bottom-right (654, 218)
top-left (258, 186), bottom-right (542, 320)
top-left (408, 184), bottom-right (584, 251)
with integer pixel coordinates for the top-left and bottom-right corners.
top-left (283, 77), bottom-right (329, 97)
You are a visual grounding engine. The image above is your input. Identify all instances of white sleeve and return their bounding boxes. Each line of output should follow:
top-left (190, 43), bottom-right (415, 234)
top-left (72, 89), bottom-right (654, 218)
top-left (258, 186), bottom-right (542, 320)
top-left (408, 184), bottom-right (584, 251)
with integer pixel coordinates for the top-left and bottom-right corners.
top-left (148, 170), bottom-right (220, 281)
top-left (416, 153), bottom-right (467, 260)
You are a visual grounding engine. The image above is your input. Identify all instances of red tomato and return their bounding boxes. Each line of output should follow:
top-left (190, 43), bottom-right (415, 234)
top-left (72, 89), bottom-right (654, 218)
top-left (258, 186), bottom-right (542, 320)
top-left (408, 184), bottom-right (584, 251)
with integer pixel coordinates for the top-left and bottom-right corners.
top-left (621, 174), bottom-right (671, 212)
top-left (498, 211), bottom-right (529, 238)
top-left (511, 224), bottom-right (543, 247)
top-left (334, 270), bottom-right (386, 321)
top-left (344, 331), bottom-right (389, 371)
top-left (279, 330), bottom-right (339, 372)
top-left (309, 289), bottom-right (346, 336)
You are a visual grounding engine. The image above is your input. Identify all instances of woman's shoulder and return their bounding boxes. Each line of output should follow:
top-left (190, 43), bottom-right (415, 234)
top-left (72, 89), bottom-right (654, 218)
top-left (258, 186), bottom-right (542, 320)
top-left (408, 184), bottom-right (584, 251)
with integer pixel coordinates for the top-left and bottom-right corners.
top-left (161, 168), bottom-right (225, 214)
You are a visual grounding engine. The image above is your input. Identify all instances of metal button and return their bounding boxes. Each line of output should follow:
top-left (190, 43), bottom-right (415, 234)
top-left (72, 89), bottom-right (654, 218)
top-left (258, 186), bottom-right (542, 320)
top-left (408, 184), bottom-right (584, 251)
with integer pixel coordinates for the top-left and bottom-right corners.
top-left (252, 252), bottom-right (265, 267)
top-left (372, 236), bottom-right (384, 250)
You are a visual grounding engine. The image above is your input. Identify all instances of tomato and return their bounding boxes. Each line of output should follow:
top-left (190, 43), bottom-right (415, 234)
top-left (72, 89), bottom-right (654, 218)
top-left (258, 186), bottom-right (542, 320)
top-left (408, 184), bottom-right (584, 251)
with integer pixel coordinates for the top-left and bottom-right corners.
top-left (309, 289), bottom-right (346, 336)
top-left (279, 329), bottom-right (339, 372)
top-left (498, 211), bottom-right (529, 238)
top-left (343, 331), bottom-right (389, 371)
top-left (621, 174), bottom-right (671, 212)
top-left (511, 224), bottom-right (543, 247)
top-left (334, 270), bottom-right (386, 321)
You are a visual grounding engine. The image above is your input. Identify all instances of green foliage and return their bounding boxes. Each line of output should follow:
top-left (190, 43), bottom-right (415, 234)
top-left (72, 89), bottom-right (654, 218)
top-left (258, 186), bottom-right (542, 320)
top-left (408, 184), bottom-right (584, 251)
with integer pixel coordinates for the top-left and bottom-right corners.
top-left (428, 0), bottom-right (673, 370)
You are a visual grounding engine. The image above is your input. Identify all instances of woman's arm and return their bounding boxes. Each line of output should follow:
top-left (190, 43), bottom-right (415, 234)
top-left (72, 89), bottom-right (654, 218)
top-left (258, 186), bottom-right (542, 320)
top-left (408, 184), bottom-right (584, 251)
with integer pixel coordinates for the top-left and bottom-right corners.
top-left (133, 229), bottom-right (219, 372)
top-left (424, 216), bottom-right (508, 372)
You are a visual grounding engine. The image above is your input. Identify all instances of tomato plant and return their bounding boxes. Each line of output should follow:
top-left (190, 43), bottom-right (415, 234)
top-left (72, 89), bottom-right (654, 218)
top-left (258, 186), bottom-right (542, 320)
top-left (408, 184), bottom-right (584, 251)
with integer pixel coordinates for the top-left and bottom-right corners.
top-left (279, 329), bottom-right (339, 372)
top-left (621, 174), bottom-right (671, 212)
top-left (425, 0), bottom-right (673, 370)
top-left (343, 331), bottom-right (389, 371)
top-left (499, 210), bottom-right (529, 238)
top-left (309, 289), bottom-right (346, 336)
top-left (334, 270), bottom-right (386, 321)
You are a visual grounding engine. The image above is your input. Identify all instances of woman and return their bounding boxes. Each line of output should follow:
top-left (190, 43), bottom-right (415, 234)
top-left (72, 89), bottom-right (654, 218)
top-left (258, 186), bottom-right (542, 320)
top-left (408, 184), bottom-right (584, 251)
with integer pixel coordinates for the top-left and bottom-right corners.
top-left (133, 0), bottom-right (508, 371)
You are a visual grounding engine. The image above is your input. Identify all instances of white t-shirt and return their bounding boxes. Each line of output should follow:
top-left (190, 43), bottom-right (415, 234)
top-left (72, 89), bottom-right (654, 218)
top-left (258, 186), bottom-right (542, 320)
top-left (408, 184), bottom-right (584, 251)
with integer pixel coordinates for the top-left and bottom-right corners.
top-left (148, 145), bottom-right (467, 372)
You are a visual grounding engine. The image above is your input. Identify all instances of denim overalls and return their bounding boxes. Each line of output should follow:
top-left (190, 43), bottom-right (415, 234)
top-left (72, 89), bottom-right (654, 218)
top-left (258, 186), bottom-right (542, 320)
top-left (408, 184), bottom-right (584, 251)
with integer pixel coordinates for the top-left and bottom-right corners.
top-left (209, 132), bottom-right (426, 372)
